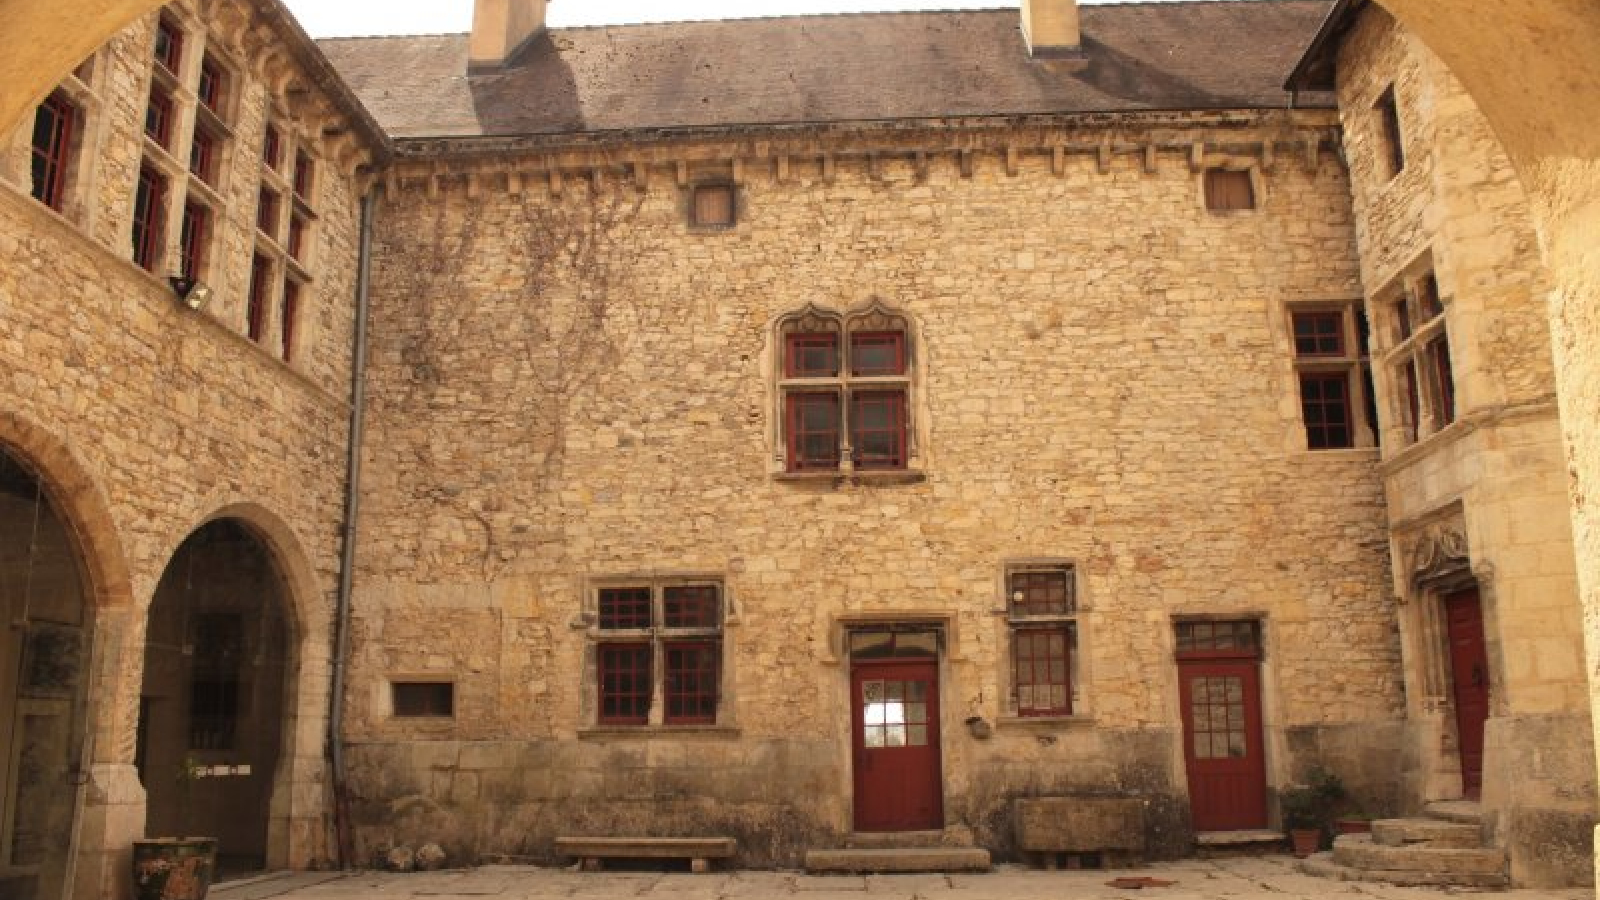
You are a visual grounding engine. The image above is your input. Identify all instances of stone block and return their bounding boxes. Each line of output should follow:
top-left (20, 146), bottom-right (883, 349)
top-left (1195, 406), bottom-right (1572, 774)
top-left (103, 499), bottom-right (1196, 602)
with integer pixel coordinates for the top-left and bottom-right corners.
top-left (1013, 797), bottom-right (1146, 852)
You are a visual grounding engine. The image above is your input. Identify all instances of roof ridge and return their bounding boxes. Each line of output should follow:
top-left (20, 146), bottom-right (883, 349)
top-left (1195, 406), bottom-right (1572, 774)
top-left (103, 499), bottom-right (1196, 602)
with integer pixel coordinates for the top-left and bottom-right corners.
top-left (311, 2), bottom-right (1326, 42)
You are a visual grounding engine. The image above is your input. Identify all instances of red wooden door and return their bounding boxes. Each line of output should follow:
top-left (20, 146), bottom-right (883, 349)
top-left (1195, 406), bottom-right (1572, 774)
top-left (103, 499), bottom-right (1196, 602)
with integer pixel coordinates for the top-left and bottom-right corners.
top-left (1179, 659), bottom-right (1268, 831)
top-left (1444, 589), bottom-right (1490, 800)
top-left (852, 660), bottom-right (942, 832)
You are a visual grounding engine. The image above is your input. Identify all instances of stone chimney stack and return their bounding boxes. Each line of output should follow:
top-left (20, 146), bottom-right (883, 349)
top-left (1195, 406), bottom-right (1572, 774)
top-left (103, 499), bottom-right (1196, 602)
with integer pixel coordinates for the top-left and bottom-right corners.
top-left (470, 0), bottom-right (549, 71)
top-left (1021, 0), bottom-right (1083, 58)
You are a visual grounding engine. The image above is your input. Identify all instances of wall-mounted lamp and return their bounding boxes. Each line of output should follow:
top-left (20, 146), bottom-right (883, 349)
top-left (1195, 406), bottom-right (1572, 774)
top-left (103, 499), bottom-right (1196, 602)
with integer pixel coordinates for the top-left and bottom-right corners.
top-left (168, 275), bottom-right (212, 310)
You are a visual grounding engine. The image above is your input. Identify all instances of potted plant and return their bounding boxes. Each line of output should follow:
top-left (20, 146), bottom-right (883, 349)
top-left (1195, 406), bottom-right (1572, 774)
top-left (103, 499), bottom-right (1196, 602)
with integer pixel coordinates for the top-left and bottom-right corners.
top-left (132, 756), bottom-right (219, 900)
top-left (1280, 766), bottom-right (1345, 857)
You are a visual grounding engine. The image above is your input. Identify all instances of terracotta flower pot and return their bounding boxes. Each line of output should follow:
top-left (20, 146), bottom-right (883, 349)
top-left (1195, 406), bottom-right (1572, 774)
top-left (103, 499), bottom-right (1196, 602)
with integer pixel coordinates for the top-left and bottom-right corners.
top-left (132, 838), bottom-right (218, 900)
top-left (1289, 828), bottom-right (1321, 858)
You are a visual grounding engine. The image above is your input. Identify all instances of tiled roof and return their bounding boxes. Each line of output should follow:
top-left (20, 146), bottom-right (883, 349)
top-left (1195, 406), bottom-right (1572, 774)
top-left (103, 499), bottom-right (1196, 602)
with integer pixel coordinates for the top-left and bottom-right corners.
top-left (318, 2), bottom-right (1334, 141)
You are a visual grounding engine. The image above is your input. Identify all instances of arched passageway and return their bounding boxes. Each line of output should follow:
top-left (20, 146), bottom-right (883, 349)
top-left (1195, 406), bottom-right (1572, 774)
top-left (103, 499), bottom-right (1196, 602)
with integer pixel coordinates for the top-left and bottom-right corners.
top-left (0, 449), bottom-right (93, 900)
top-left (138, 519), bottom-right (292, 879)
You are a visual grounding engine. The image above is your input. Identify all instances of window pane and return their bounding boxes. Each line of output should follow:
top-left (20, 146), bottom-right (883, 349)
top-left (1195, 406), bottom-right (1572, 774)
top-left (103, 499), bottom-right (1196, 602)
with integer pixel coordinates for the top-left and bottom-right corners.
top-left (598, 587), bottom-right (651, 629)
top-left (663, 585), bottom-right (718, 629)
top-left (664, 642), bottom-right (718, 724)
top-left (598, 644), bottom-right (651, 725)
top-left (786, 333), bottom-right (839, 377)
top-left (1292, 311), bottom-right (1344, 357)
top-left (1299, 372), bottom-right (1354, 450)
top-left (1429, 337), bottom-right (1456, 426)
top-left (393, 682), bottom-right (454, 718)
top-left (1013, 626), bottom-right (1072, 716)
top-left (850, 332), bottom-right (905, 376)
top-left (1175, 620), bottom-right (1261, 653)
top-left (850, 391), bottom-right (906, 470)
top-left (1009, 568), bottom-right (1075, 616)
top-left (30, 96), bottom-right (74, 211)
top-left (787, 393), bottom-right (840, 471)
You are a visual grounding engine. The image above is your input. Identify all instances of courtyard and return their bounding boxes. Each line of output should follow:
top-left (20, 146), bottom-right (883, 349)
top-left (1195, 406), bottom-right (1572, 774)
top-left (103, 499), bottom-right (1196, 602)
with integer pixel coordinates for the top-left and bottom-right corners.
top-left (213, 859), bottom-right (1599, 900)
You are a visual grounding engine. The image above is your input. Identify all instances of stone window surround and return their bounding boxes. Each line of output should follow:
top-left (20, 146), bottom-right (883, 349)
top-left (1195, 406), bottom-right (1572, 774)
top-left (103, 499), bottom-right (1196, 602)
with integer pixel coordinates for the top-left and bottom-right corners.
top-left (1372, 255), bottom-right (1457, 448)
top-left (1287, 299), bottom-right (1379, 451)
top-left (995, 559), bottom-right (1092, 726)
top-left (4, 50), bottom-right (105, 232)
top-left (767, 300), bottom-right (930, 485)
top-left (128, 3), bottom-right (328, 367)
top-left (387, 676), bottom-right (457, 720)
top-left (575, 573), bottom-right (739, 735)
top-left (1200, 162), bottom-right (1260, 214)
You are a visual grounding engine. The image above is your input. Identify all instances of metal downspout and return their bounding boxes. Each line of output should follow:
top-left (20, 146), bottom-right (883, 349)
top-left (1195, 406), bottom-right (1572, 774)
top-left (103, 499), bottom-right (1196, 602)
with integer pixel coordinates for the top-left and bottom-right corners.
top-left (329, 187), bottom-right (375, 869)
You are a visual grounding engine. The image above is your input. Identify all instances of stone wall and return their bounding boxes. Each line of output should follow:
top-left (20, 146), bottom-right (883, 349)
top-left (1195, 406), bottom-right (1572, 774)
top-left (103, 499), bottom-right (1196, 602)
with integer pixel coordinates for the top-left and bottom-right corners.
top-left (0, 1), bottom-right (375, 896)
top-left (345, 113), bottom-right (1405, 865)
top-left (1335, 7), bottom-right (1596, 887)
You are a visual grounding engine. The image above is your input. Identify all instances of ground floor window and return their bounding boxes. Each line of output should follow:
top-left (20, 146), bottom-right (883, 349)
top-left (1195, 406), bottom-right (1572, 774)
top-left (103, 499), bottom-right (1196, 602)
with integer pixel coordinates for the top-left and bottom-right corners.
top-left (590, 580), bottom-right (724, 726)
top-left (1006, 564), bottom-right (1079, 717)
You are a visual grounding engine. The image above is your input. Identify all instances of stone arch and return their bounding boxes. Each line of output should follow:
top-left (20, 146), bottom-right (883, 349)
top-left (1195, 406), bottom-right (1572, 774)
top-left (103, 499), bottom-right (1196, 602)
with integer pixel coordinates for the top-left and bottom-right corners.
top-left (139, 501), bottom-right (331, 871)
top-left (0, 411), bottom-right (132, 613)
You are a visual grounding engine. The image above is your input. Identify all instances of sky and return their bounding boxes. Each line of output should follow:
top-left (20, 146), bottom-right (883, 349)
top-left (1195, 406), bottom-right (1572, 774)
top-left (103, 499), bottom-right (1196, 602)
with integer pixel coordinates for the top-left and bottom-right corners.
top-left (282, 0), bottom-right (1220, 39)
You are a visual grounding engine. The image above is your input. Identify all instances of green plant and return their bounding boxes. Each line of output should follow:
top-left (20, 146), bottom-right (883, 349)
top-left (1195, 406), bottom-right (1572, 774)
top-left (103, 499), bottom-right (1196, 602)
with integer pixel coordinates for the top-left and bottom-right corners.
top-left (1281, 765), bottom-right (1346, 832)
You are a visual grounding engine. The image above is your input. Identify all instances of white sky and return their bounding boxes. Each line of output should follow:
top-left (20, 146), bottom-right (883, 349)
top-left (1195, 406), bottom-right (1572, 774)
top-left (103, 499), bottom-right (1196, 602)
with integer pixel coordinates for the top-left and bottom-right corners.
top-left (282, 0), bottom-right (1225, 39)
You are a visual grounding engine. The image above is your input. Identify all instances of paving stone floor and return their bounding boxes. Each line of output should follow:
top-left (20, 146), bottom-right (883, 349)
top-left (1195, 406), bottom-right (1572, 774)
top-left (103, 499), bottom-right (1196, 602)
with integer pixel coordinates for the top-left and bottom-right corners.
top-left (212, 858), bottom-right (1597, 900)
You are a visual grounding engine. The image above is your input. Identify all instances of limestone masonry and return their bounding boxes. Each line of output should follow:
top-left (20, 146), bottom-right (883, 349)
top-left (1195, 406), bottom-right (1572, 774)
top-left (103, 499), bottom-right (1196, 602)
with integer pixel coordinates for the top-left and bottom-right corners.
top-left (0, 1), bottom-right (1593, 898)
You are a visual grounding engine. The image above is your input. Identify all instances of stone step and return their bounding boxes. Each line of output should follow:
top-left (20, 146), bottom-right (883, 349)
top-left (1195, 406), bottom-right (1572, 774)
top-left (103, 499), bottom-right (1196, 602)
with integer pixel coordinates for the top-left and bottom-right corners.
top-left (1371, 817), bottom-right (1484, 849)
top-left (1332, 834), bottom-right (1506, 876)
top-left (804, 848), bottom-right (991, 874)
top-left (843, 831), bottom-right (946, 849)
top-left (1424, 800), bottom-right (1485, 824)
top-left (1299, 852), bottom-right (1510, 890)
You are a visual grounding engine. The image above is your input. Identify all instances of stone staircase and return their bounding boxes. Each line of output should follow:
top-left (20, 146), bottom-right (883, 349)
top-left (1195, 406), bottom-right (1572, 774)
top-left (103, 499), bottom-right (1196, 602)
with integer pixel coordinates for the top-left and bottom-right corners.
top-left (1299, 802), bottom-right (1508, 889)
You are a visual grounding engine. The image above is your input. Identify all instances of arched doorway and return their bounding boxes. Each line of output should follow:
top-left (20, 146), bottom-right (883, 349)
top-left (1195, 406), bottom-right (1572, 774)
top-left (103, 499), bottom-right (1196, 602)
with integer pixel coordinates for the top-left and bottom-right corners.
top-left (0, 449), bottom-right (93, 900)
top-left (137, 519), bottom-right (291, 879)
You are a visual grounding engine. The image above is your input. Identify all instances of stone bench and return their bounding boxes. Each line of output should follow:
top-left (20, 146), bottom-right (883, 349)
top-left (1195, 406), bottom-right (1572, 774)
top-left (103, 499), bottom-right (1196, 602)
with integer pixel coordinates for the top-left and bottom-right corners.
top-left (1014, 798), bottom-right (1147, 869)
top-left (554, 837), bottom-right (737, 873)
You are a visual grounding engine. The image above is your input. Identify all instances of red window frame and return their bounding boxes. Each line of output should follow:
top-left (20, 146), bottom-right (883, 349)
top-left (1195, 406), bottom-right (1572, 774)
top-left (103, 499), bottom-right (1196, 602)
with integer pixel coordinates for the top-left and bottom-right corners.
top-left (197, 56), bottom-right (224, 115)
top-left (1175, 620), bottom-right (1262, 659)
top-left (257, 187), bottom-right (280, 237)
top-left (247, 254), bottom-right (271, 342)
top-left (1010, 569), bottom-right (1075, 617)
top-left (1291, 311), bottom-right (1345, 358)
top-left (850, 390), bottom-right (907, 470)
top-left (132, 165), bottom-right (166, 272)
top-left (30, 94), bottom-right (76, 211)
top-left (597, 643), bottom-right (652, 725)
top-left (663, 641), bottom-right (720, 724)
top-left (288, 214), bottom-right (307, 260)
top-left (145, 89), bottom-right (174, 148)
top-left (664, 585), bottom-right (718, 629)
top-left (293, 151), bottom-right (314, 199)
top-left (179, 201), bottom-right (209, 281)
top-left (262, 123), bottom-right (282, 170)
top-left (280, 281), bottom-right (301, 362)
top-left (1013, 626), bottom-right (1073, 717)
top-left (785, 333), bottom-right (839, 378)
top-left (1298, 372), bottom-right (1354, 450)
top-left (189, 125), bottom-right (218, 184)
top-left (786, 392), bottom-right (841, 472)
top-left (850, 331), bottom-right (906, 376)
top-left (598, 587), bottom-right (651, 630)
top-left (154, 17), bottom-right (184, 73)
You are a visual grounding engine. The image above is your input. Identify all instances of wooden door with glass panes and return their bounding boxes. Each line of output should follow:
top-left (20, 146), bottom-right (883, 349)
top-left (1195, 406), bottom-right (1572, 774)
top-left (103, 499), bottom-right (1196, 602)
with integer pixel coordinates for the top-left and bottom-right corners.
top-left (1176, 621), bottom-right (1267, 832)
top-left (850, 646), bottom-right (942, 832)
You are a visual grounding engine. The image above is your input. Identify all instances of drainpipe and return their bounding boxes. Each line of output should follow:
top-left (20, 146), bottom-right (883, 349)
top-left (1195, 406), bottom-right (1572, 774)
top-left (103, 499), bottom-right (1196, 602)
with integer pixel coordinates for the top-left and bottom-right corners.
top-left (329, 186), bottom-right (376, 869)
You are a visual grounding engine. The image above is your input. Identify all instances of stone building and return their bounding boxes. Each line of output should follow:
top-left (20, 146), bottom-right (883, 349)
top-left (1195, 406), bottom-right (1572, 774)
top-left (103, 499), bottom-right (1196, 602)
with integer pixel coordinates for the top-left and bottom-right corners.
top-left (0, 0), bottom-right (1592, 897)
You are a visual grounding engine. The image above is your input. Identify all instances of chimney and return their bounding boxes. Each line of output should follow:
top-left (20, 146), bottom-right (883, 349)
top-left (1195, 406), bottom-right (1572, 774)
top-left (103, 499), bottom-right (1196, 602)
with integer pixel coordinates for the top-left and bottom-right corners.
top-left (1021, 0), bottom-right (1083, 58)
top-left (470, 0), bottom-right (549, 71)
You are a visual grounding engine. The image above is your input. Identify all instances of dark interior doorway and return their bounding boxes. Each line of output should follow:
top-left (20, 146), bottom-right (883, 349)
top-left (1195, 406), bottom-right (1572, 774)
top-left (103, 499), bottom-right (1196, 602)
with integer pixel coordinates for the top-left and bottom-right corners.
top-left (0, 449), bottom-right (92, 900)
top-left (138, 519), bottom-right (290, 877)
